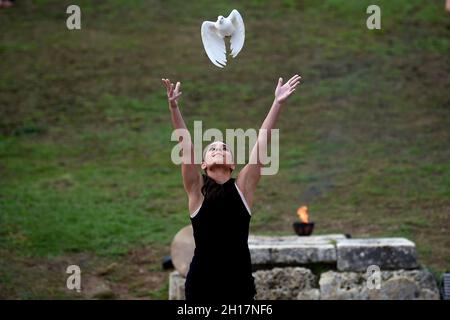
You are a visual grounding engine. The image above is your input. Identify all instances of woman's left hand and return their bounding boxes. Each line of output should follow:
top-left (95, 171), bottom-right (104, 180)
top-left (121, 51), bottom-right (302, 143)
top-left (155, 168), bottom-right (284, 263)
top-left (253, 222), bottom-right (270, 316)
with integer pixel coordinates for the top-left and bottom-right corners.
top-left (274, 74), bottom-right (301, 104)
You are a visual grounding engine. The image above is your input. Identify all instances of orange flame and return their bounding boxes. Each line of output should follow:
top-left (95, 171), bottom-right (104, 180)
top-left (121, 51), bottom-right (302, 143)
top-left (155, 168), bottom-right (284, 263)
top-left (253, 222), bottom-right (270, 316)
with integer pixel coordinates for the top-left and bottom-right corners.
top-left (297, 206), bottom-right (309, 223)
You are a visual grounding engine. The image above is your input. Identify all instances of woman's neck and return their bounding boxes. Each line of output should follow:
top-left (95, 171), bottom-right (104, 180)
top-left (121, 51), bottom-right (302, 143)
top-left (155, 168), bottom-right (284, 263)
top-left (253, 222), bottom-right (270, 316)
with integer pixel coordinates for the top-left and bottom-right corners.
top-left (206, 167), bottom-right (232, 184)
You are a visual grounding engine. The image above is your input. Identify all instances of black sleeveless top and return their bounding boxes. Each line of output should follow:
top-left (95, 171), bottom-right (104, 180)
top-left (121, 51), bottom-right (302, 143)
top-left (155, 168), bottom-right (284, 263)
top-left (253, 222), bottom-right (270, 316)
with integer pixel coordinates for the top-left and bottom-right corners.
top-left (184, 177), bottom-right (256, 301)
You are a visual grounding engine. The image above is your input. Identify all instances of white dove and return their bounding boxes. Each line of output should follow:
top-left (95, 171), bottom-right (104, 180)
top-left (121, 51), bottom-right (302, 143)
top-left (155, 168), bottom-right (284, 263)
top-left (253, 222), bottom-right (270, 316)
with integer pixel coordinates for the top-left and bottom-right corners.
top-left (201, 9), bottom-right (245, 68)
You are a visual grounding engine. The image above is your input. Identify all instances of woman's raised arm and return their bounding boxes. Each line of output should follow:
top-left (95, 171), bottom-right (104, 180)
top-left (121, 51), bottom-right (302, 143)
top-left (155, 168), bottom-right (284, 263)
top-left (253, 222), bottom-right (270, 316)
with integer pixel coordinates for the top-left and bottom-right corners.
top-left (162, 78), bottom-right (202, 197)
top-left (236, 74), bottom-right (301, 208)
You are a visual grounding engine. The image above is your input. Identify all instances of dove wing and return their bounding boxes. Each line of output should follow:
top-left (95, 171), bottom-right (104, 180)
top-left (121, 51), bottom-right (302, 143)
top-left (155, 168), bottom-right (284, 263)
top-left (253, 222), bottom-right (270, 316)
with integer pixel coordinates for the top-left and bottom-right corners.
top-left (201, 21), bottom-right (227, 68)
top-left (228, 9), bottom-right (245, 58)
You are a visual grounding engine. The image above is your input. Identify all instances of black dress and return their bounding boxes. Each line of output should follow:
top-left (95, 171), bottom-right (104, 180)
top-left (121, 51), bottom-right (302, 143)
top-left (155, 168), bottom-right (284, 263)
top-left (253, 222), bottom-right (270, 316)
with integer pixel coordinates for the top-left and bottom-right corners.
top-left (184, 177), bottom-right (256, 302)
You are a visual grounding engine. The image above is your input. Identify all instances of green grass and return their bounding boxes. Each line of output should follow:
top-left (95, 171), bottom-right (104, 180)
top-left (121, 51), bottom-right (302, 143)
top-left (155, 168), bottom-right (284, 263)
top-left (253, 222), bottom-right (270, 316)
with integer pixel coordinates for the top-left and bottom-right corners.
top-left (1, 0), bottom-right (449, 298)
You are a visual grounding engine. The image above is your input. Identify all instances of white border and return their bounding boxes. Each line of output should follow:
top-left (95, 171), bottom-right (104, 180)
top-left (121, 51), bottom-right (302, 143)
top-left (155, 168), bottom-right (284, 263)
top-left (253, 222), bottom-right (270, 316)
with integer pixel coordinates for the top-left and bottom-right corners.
top-left (234, 182), bottom-right (252, 216)
top-left (189, 183), bottom-right (252, 218)
top-left (190, 203), bottom-right (203, 218)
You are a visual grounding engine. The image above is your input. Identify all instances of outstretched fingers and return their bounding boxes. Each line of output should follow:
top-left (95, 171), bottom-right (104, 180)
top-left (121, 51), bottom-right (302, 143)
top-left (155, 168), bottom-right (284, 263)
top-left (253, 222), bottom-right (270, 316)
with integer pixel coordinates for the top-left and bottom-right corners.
top-left (290, 80), bottom-right (300, 89)
top-left (288, 84), bottom-right (299, 94)
top-left (162, 78), bottom-right (172, 94)
top-left (162, 78), bottom-right (183, 103)
top-left (173, 91), bottom-right (182, 100)
top-left (175, 82), bottom-right (182, 99)
top-left (288, 74), bottom-right (301, 85)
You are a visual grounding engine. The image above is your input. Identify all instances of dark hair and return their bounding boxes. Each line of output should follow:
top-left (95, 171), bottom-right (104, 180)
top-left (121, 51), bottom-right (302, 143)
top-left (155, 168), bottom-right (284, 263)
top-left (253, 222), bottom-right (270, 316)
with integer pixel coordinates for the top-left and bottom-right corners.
top-left (201, 173), bottom-right (228, 202)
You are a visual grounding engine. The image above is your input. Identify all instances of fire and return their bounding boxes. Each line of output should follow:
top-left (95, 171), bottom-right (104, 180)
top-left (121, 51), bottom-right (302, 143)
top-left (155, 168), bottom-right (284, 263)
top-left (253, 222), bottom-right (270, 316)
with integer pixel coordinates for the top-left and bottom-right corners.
top-left (297, 205), bottom-right (309, 223)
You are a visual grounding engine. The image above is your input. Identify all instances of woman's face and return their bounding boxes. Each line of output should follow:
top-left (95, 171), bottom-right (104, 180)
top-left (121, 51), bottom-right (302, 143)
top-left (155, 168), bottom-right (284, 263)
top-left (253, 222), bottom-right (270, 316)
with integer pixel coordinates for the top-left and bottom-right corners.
top-left (201, 141), bottom-right (235, 171)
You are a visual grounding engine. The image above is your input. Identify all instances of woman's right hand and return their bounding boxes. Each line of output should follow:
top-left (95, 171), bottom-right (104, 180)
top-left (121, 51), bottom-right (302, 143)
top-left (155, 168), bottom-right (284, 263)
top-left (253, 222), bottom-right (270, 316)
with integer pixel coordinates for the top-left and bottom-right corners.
top-left (162, 78), bottom-right (182, 107)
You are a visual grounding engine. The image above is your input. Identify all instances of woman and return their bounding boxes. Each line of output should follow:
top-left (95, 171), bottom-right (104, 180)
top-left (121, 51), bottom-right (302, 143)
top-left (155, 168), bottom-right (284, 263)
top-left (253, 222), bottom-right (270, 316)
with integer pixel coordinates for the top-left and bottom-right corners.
top-left (162, 74), bottom-right (301, 301)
